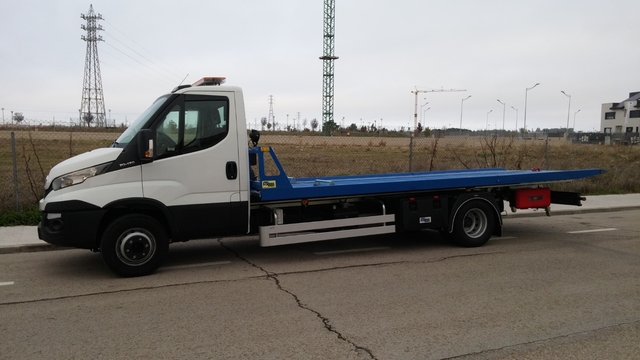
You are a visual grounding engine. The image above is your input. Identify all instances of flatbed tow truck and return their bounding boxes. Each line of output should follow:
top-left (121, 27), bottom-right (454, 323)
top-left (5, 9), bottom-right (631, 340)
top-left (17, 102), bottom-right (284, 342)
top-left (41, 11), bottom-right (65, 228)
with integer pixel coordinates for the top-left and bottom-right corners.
top-left (38, 77), bottom-right (603, 277)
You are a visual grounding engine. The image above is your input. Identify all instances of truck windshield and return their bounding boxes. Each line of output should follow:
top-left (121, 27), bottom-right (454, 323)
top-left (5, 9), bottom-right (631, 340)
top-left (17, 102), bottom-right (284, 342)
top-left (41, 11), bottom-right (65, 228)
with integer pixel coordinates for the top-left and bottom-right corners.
top-left (113, 95), bottom-right (171, 147)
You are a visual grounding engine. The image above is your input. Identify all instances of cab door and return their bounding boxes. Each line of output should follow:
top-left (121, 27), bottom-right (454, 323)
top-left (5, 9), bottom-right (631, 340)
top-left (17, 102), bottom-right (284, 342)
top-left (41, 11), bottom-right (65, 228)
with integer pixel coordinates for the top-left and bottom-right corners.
top-left (141, 91), bottom-right (244, 239)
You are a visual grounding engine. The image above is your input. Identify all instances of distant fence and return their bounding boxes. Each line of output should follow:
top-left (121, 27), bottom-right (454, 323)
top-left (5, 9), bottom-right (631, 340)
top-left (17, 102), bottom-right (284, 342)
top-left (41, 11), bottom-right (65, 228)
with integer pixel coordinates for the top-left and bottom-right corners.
top-left (2, 124), bottom-right (638, 212)
top-left (569, 132), bottom-right (640, 145)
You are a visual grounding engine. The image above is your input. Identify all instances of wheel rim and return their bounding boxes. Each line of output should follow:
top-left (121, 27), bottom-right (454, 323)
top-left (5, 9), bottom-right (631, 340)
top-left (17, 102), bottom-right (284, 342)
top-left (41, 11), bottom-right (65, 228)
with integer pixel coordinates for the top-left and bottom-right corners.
top-left (463, 208), bottom-right (488, 239)
top-left (115, 229), bottom-right (156, 266)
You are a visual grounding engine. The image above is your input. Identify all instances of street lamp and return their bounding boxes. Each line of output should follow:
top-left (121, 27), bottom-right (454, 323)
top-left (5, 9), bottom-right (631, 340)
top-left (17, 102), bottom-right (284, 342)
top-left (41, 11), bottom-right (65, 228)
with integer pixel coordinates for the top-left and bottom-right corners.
top-left (573, 109), bottom-right (581, 130)
top-left (422, 107), bottom-right (431, 125)
top-left (460, 95), bottom-right (471, 135)
top-left (497, 99), bottom-right (506, 131)
top-left (11, 110), bottom-right (14, 125)
top-left (420, 100), bottom-right (429, 126)
top-left (561, 91), bottom-right (571, 131)
top-left (511, 106), bottom-right (519, 133)
top-left (486, 110), bottom-right (493, 130)
top-left (523, 83), bottom-right (540, 133)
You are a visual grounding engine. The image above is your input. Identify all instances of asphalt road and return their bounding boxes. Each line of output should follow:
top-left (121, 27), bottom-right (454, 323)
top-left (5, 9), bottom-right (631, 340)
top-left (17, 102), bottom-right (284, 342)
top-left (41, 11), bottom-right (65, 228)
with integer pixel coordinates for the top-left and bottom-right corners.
top-left (1, 210), bottom-right (639, 359)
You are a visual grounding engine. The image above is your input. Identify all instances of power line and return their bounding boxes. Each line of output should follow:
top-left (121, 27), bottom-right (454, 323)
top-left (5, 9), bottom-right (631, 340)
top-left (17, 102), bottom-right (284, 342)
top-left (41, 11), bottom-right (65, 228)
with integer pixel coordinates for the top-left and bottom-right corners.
top-left (103, 19), bottom-right (185, 79)
top-left (102, 41), bottom-right (175, 86)
top-left (102, 32), bottom-right (180, 83)
top-left (99, 59), bottom-right (171, 89)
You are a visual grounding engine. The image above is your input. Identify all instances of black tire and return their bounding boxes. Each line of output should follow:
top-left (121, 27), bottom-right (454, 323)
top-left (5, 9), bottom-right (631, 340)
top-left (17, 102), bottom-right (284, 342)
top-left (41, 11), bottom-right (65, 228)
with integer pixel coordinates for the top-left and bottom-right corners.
top-left (101, 214), bottom-right (169, 277)
top-left (450, 200), bottom-right (495, 247)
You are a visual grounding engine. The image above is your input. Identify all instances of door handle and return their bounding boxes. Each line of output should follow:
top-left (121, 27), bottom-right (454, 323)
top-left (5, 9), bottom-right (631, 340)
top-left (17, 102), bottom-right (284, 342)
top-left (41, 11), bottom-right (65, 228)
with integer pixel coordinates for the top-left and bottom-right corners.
top-left (226, 161), bottom-right (238, 180)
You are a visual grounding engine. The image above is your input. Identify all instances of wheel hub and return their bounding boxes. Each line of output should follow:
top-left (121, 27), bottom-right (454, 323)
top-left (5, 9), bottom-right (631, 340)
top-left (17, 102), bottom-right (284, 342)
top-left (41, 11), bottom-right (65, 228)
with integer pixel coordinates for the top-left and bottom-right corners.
top-left (463, 209), bottom-right (488, 239)
top-left (116, 230), bottom-right (156, 266)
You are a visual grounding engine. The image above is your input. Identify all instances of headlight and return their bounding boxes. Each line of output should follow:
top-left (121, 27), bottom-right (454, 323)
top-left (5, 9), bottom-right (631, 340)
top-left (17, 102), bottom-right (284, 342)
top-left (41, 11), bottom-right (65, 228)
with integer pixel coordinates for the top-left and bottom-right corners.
top-left (51, 163), bottom-right (111, 191)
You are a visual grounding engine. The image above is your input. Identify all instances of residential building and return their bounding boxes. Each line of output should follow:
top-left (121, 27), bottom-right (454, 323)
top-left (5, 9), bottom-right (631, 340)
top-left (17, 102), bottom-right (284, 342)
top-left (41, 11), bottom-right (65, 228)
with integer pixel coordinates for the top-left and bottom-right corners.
top-left (601, 91), bottom-right (640, 134)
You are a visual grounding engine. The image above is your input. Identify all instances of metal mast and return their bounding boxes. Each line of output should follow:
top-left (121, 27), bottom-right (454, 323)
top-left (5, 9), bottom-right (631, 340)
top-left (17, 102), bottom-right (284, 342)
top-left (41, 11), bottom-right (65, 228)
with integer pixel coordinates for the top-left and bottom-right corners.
top-left (320, 0), bottom-right (338, 131)
top-left (268, 95), bottom-right (275, 130)
top-left (80, 4), bottom-right (107, 127)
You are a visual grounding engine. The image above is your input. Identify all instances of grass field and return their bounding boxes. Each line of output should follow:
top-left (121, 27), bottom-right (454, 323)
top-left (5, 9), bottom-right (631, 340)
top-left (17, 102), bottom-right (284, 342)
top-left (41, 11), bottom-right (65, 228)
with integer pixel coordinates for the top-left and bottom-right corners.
top-left (2, 129), bottom-right (639, 214)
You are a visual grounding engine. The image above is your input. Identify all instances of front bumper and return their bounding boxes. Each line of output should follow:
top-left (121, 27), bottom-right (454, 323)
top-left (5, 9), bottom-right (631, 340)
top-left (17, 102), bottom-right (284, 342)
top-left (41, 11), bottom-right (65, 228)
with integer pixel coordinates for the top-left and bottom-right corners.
top-left (38, 200), bottom-right (105, 250)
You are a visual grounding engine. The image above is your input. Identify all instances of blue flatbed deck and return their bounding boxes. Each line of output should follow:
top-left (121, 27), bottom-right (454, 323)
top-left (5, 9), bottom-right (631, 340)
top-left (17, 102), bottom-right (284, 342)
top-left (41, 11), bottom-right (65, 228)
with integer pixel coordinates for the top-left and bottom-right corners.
top-left (249, 147), bottom-right (603, 202)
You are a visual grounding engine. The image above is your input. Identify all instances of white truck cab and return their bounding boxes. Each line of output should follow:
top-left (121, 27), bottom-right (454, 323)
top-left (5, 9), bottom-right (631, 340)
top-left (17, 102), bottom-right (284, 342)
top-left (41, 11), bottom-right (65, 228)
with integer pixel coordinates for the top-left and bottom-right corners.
top-left (39, 77), bottom-right (251, 276)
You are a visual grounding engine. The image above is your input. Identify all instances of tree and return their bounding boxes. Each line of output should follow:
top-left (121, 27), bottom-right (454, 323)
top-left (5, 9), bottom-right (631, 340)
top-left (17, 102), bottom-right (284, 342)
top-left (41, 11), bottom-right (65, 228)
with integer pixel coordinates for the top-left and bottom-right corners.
top-left (260, 117), bottom-right (267, 130)
top-left (423, 127), bottom-right (431, 137)
top-left (349, 123), bottom-right (358, 131)
top-left (414, 122), bottom-right (424, 137)
top-left (83, 113), bottom-right (94, 126)
top-left (322, 118), bottom-right (338, 135)
top-left (12, 112), bottom-right (24, 123)
top-left (167, 120), bottom-right (178, 134)
top-left (310, 118), bottom-right (318, 132)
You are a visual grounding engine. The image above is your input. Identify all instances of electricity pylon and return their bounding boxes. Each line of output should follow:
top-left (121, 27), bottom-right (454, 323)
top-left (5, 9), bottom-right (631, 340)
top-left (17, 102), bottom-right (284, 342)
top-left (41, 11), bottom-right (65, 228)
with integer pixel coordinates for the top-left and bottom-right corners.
top-left (80, 4), bottom-right (107, 127)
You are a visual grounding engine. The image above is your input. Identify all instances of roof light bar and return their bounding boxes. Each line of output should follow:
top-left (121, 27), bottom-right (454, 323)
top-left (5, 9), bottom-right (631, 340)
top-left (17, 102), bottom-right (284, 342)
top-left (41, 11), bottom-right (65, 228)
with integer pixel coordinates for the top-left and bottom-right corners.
top-left (192, 76), bottom-right (226, 86)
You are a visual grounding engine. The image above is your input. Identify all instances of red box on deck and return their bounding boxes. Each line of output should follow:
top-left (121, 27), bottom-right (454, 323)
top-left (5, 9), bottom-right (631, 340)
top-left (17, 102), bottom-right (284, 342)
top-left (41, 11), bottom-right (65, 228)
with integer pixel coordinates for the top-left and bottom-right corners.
top-left (514, 188), bottom-right (551, 209)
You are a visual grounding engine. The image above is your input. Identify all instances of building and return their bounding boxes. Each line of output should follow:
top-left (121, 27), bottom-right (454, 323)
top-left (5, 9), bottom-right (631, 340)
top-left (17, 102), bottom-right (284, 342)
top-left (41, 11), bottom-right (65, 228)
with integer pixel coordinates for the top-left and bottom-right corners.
top-left (601, 91), bottom-right (640, 134)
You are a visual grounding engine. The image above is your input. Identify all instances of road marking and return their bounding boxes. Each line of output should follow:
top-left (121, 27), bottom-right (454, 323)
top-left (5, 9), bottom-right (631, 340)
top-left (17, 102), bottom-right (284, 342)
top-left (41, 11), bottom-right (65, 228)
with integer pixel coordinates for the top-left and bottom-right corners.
top-left (162, 261), bottom-right (231, 270)
top-left (314, 246), bottom-right (390, 255)
top-left (0, 281), bottom-right (15, 287)
top-left (567, 228), bottom-right (618, 234)
top-left (490, 236), bottom-right (517, 241)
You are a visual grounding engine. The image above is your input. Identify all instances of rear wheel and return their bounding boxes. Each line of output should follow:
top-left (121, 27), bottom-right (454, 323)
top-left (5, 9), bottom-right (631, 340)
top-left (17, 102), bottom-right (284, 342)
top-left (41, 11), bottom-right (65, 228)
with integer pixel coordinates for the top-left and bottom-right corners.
top-left (101, 214), bottom-right (169, 277)
top-left (450, 200), bottom-right (495, 247)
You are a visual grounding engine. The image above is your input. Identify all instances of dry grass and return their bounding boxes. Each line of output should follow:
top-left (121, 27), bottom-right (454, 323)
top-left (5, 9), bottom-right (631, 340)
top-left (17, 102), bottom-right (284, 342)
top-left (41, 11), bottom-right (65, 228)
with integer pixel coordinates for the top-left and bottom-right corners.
top-left (2, 129), bottom-right (639, 212)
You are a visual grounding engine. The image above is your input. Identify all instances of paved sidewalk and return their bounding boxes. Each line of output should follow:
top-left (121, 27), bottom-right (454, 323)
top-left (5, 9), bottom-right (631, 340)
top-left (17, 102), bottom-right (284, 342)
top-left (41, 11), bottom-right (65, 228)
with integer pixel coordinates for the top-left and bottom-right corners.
top-left (1, 194), bottom-right (639, 254)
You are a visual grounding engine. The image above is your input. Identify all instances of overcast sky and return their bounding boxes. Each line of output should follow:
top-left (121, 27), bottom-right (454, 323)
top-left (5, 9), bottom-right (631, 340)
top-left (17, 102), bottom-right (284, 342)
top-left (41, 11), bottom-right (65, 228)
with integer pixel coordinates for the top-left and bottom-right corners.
top-left (1, 0), bottom-right (638, 132)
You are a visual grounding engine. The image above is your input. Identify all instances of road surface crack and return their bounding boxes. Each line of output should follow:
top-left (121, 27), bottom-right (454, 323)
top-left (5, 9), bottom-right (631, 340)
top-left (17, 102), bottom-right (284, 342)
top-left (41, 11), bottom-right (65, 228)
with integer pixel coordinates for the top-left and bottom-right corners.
top-left (441, 320), bottom-right (640, 359)
top-left (218, 239), bottom-right (377, 360)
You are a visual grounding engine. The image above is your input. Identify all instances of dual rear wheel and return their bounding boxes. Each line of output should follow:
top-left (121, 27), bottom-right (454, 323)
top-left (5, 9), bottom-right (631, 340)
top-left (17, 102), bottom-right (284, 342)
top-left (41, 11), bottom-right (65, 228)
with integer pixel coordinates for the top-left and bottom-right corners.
top-left (442, 200), bottom-right (496, 247)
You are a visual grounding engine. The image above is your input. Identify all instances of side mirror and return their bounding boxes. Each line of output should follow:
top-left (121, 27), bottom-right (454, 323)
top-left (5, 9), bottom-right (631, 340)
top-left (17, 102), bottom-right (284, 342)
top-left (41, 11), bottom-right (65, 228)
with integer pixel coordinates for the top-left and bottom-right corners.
top-left (250, 129), bottom-right (260, 147)
top-left (137, 129), bottom-right (154, 163)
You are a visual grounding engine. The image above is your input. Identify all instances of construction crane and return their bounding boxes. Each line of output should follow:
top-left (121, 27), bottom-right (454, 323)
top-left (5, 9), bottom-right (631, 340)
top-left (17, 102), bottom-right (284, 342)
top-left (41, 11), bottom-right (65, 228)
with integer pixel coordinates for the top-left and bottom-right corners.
top-left (411, 87), bottom-right (466, 133)
top-left (320, 0), bottom-right (338, 132)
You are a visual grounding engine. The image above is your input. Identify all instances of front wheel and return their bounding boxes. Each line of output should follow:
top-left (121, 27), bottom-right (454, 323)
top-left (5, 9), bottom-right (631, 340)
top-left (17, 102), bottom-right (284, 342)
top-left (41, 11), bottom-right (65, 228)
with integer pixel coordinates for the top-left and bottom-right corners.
top-left (101, 214), bottom-right (169, 277)
top-left (450, 200), bottom-right (495, 247)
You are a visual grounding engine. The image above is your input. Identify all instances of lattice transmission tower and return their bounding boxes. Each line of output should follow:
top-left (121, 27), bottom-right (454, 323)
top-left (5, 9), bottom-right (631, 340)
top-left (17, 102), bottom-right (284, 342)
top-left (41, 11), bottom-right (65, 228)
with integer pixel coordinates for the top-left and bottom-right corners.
top-left (268, 95), bottom-right (275, 130)
top-left (80, 4), bottom-right (107, 127)
top-left (320, 0), bottom-right (338, 131)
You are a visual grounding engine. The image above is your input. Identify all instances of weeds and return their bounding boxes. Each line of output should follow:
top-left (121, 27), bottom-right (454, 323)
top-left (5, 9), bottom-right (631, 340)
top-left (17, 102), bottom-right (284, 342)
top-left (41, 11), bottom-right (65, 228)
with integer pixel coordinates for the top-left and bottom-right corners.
top-left (2, 129), bottom-right (639, 222)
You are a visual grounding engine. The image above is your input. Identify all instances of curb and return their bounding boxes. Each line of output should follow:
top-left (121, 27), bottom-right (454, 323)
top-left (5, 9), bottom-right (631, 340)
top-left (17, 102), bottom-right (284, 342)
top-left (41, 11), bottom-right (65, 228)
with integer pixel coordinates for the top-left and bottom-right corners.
top-left (0, 244), bottom-right (69, 255)
top-left (502, 206), bottom-right (640, 219)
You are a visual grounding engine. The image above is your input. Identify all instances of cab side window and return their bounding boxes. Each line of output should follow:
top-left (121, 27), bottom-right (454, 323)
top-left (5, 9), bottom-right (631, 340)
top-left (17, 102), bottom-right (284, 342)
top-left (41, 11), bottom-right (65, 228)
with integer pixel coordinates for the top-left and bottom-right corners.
top-left (183, 98), bottom-right (229, 153)
top-left (156, 104), bottom-right (180, 158)
top-left (154, 96), bottom-right (229, 159)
